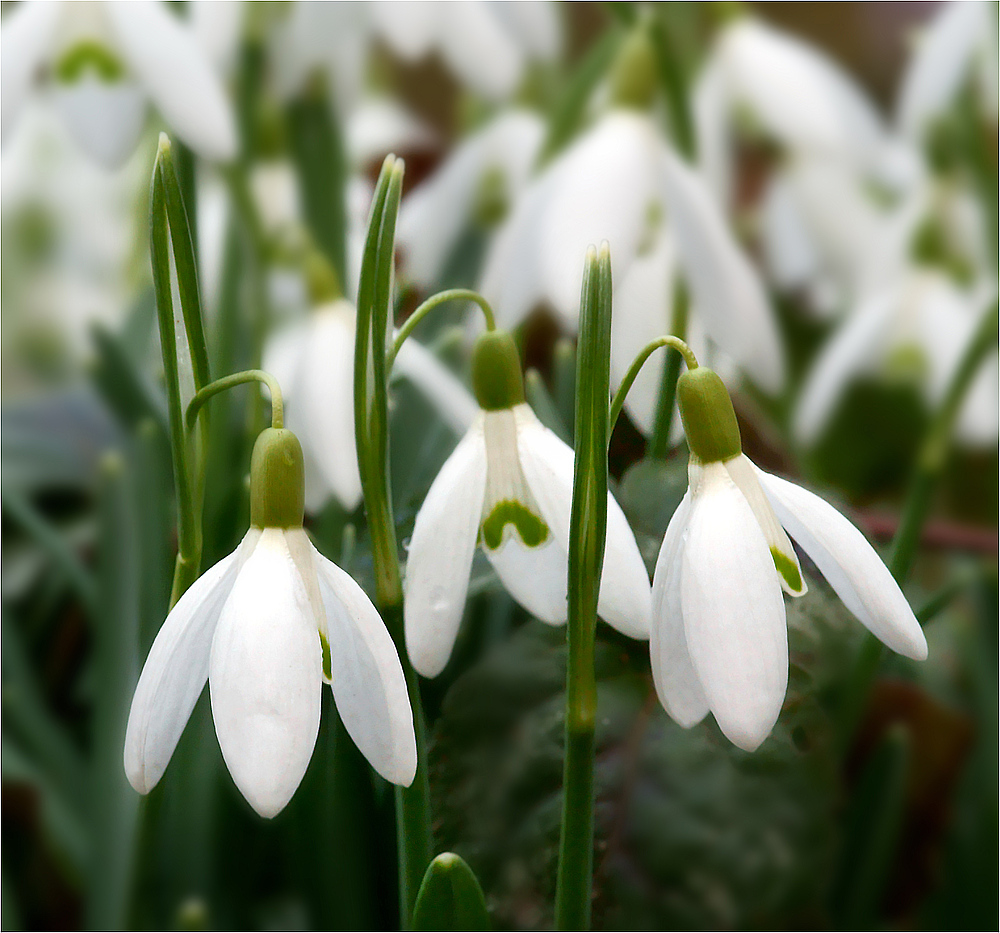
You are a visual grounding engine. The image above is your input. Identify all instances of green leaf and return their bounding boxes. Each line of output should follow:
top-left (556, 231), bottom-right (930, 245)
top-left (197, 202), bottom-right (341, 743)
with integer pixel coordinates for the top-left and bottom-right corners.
top-left (413, 853), bottom-right (490, 931)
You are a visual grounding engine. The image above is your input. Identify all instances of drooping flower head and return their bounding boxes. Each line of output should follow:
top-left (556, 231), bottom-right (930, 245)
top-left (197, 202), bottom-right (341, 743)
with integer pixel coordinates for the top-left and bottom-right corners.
top-left (125, 426), bottom-right (416, 817)
top-left (404, 329), bottom-right (651, 678)
top-left (651, 364), bottom-right (927, 751)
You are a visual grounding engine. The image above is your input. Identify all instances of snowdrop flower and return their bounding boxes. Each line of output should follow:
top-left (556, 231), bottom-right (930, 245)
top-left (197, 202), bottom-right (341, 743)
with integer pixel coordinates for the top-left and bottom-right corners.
top-left (652, 366), bottom-right (927, 751)
top-left (397, 109), bottom-right (546, 291)
top-left (404, 330), bottom-right (650, 677)
top-left (897, 0), bottom-right (998, 142)
top-left (795, 270), bottom-right (999, 447)
top-left (1, 0), bottom-right (237, 168)
top-left (124, 427), bottom-right (416, 817)
top-left (480, 106), bottom-right (783, 397)
top-left (694, 16), bottom-right (886, 205)
top-left (264, 293), bottom-right (477, 513)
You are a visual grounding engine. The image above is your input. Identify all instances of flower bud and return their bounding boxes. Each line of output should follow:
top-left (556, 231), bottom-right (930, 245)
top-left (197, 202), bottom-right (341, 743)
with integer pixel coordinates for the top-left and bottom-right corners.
top-left (677, 367), bottom-right (742, 463)
top-left (471, 330), bottom-right (525, 411)
top-left (250, 428), bottom-right (305, 528)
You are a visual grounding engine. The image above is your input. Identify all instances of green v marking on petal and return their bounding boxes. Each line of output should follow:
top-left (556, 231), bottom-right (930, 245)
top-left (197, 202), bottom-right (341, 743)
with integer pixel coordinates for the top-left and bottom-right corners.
top-left (481, 499), bottom-right (550, 550)
top-left (771, 546), bottom-right (803, 594)
top-left (319, 630), bottom-right (332, 682)
top-left (55, 42), bottom-right (126, 84)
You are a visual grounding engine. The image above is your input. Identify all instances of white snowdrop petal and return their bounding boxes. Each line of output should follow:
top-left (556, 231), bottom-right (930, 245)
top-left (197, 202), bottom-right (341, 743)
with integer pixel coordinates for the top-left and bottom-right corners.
top-left (439, 1), bottom-right (522, 100)
top-left (1, 0), bottom-right (61, 143)
top-left (50, 76), bottom-right (147, 169)
top-left (724, 454), bottom-right (806, 596)
top-left (650, 493), bottom-right (709, 726)
top-left (793, 288), bottom-right (898, 444)
top-left (209, 529), bottom-right (322, 818)
top-left (296, 303), bottom-right (363, 511)
top-left (681, 463), bottom-right (788, 751)
top-left (513, 406), bottom-right (650, 635)
top-left (393, 339), bottom-right (478, 436)
top-left (404, 419), bottom-right (487, 677)
top-left (755, 468), bottom-right (928, 661)
top-left (303, 536), bottom-right (417, 787)
top-left (108, 1), bottom-right (237, 162)
top-left (124, 529), bottom-right (259, 795)
top-left (660, 148), bottom-right (785, 393)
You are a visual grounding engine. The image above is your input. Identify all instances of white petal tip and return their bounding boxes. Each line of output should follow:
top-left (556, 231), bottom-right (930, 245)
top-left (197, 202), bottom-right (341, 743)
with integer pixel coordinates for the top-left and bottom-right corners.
top-left (718, 717), bottom-right (775, 753)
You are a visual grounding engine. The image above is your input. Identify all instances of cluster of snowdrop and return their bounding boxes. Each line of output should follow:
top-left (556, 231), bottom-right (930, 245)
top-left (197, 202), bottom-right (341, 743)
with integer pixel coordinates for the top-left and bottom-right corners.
top-left (3, 0), bottom-right (973, 821)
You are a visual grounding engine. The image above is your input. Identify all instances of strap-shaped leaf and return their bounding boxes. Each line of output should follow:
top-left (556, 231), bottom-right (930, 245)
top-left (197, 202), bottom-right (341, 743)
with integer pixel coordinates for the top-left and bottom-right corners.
top-left (413, 853), bottom-right (490, 931)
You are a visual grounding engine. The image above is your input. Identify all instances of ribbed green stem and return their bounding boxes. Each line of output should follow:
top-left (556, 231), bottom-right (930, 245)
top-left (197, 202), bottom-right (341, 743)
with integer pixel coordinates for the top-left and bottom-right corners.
top-left (556, 244), bottom-right (613, 931)
top-left (648, 280), bottom-right (689, 458)
top-left (390, 289), bottom-right (496, 365)
top-left (186, 370), bottom-right (284, 432)
top-left (355, 155), bottom-right (433, 927)
top-left (609, 333), bottom-right (698, 434)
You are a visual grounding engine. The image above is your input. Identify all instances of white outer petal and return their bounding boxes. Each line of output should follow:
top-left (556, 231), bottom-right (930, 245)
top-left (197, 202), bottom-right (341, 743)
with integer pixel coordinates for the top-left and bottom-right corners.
top-left (793, 288), bottom-right (898, 444)
top-left (681, 462), bottom-right (787, 751)
top-left (49, 76), bottom-right (147, 169)
top-left (295, 533), bottom-right (417, 786)
top-left (438, 1), bottom-right (522, 100)
top-left (393, 338), bottom-right (478, 436)
top-left (897, 0), bottom-right (988, 138)
top-left (209, 529), bottom-right (322, 818)
top-left (1, 0), bottom-right (61, 143)
top-left (124, 529), bottom-right (260, 794)
top-left (661, 147), bottom-right (785, 394)
top-left (404, 418), bottom-right (487, 677)
top-left (610, 233), bottom-right (676, 436)
top-left (108, 0), bottom-right (237, 162)
top-left (756, 468), bottom-right (928, 661)
top-left (650, 492), bottom-right (708, 726)
top-left (513, 406), bottom-right (651, 636)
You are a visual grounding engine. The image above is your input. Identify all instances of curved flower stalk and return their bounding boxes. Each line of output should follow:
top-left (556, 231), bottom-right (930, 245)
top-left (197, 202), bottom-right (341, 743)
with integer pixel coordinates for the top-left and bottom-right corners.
top-left (794, 272), bottom-right (999, 448)
top-left (896, 0), bottom-right (998, 142)
top-left (264, 297), bottom-right (477, 513)
top-left (397, 109), bottom-right (546, 291)
top-left (1, 0), bottom-right (237, 168)
top-left (479, 108), bottom-right (784, 399)
top-left (404, 329), bottom-right (650, 678)
top-left (652, 365), bottom-right (927, 751)
top-left (125, 424), bottom-right (416, 818)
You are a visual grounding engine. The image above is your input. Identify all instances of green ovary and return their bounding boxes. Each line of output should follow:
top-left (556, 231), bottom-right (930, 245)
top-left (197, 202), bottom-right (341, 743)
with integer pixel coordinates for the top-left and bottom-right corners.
top-left (771, 546), bottom-right (803, 593)
top-left (55, 41), bottom-right (125, 84)
top-left (481, 500), bottom-right (549, 551)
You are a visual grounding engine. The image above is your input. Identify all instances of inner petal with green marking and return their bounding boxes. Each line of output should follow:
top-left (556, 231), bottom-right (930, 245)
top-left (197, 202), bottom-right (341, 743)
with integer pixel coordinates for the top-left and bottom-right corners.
top-left (770, 546), bottom-right (803, 594)
top-left (481, 499), bottom-right (550, 550)
top-left (55, 41), bottom-right (126, 84)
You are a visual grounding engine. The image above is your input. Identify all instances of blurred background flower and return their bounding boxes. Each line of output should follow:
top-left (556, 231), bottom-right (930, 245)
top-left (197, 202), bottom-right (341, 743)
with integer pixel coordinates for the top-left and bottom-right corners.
top-left (2, 3), bottom-right (996, 931)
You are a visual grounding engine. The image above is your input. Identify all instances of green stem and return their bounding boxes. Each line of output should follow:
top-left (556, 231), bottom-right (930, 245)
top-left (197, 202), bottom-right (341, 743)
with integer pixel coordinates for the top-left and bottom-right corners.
top-left (390, 289), bottom-right (496, 365)
top-left (186, 370), bottom-right (284, 431)
top-left (648, 280), bottom-right (689, 459)
top-left (609, 333), bottom-right (698, 435)
top-left (354, 156), bottom-right (433, 927)
top-left (556, 244), bottom-right (613, 931)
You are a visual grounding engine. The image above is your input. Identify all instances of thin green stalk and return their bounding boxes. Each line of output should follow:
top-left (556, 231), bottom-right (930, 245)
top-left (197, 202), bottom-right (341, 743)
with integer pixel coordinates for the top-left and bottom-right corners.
top-left (354, 155), bottom-right (432, 927)
top-left (186, 370), bottom-right (284, 432)
top-left (556, 244), bottom-right (614, 931)
top-left (649, 14), bottom-right (697, 159)
top-left (390, 289), bottom-right (496, 365)
top-left (648, 280), bottom-right (689, 459)
top-left (609, 333), bottom-right (698, 434)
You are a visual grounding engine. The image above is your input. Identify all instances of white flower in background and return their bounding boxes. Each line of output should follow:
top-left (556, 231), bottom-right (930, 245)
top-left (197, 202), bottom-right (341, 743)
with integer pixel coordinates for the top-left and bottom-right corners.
top-left (694, 16), bottom-right (886, 205)
top-left (345, 97), bottom-right (439, 169)
top-left (264, 298), bottom-right (477, 513)
top-left (1, 0), bottom-right (237, 168)
top-left (652, 367), bottom-right (927, 751)
top-left (371, 1), bottom-right (560, 101)
top-left (397, 109), bottom-right (546, 291)
top-left (404, 331), bottom-right (650, 678)
top-left (897, 0), bottom-right (998, 141)
top-left (125, 428), bottom-right (416, 818)
top-left (794, 271), bottom-right (999, 447)
top-left (480, 109), bottom-right (784, 403)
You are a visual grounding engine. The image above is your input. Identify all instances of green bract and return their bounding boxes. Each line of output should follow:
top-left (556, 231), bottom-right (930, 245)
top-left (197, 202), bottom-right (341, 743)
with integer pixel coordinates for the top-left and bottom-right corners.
top-left (471, 331), bottom-right (525, 411)
top-left (677, 367), bottom-right (743, 464)
top-left (249, 428), bottom-right (305, 529)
